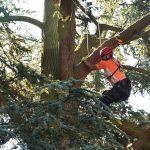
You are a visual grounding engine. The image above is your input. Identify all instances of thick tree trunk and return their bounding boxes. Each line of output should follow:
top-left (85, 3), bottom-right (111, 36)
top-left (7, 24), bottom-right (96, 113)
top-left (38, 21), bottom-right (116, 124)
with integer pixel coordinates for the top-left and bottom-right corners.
top-left (42, 0), bottom-right (75, 80)
top-left (57, 0), bottom-right (76, 148)
top-left (58, 0), bottom-right (75, 80)
top-left (41, 0), bottom-right (60, 79)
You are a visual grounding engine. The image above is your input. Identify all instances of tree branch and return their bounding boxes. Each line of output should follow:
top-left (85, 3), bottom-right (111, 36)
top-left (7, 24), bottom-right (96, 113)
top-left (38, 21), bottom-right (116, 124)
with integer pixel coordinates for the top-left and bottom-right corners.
top-left (0, 7), bottom-right (43, 29)
top-left (0, 15), bottom-right (43, 29)
top-left (130, 29), bottom-right (150, 42)
top-left (123, 65), bottom-right (150, 75)
top-left (111, 118), bottom-right (150, 141)
top-left (88, 12), bottom-right (150, 64)
top-left (74, 30), bottom-right (150, 65)
top-left (73, 0), bottom-right (122, 32)
top-left (74, 34), bottom-right (105, 64)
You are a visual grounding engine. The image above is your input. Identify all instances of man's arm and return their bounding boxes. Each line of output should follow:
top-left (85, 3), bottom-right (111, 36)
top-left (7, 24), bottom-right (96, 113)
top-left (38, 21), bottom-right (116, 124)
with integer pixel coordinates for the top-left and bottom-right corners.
top-left (82, 60), bottom-right (98, 71)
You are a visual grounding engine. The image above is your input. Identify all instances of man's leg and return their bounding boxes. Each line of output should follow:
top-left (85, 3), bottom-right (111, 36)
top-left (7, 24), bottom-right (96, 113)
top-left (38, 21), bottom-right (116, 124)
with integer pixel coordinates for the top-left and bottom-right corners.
top-left (100, 86), bottom-right (120, 107)
top-left (99, 79), bottom-right (131, 106)
top-left (100, 88), bottom-right (118, 106)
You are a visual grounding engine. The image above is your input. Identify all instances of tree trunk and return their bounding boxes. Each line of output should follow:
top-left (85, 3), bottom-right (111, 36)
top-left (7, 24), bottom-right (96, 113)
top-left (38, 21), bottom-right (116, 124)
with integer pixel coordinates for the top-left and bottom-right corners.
top-left (41, 0), bottom-right (60, 79)
top-left (58, 0), bottom-right (75, 80)
top-left (42, 0), bottom-right (75, 80)
top-left (58, 1), bottom-right (77, 148)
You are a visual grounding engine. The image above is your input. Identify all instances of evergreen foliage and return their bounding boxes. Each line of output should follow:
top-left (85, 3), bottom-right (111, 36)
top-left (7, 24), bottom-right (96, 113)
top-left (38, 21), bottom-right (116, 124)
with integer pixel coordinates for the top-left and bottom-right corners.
top-left (0, 80), bottom-right (129, 149)
top-left (0, 77), bottom-right (150, 149)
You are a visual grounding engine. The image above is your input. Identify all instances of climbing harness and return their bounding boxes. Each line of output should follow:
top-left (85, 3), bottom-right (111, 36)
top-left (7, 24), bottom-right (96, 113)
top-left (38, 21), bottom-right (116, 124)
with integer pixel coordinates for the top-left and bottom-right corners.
top-left (107, 59), bottom-right (123, 80)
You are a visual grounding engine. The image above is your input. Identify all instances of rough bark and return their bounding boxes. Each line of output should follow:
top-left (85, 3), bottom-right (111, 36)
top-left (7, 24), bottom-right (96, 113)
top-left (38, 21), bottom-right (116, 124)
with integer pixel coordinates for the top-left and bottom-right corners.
top-left (132, 140), bottom-right (150, 150)
top-left (58, 0), bottom-right (76, 80)
top-left (58, 0), bottom-right (76, 148)
top-left (111, 119), bottom-right (150, 141)
top-left (111, 118), bottom-right (150, 150)
top-left (41, 0), bottom-right (60, 79)
top-left (0, 93), bottom-right (7, 107)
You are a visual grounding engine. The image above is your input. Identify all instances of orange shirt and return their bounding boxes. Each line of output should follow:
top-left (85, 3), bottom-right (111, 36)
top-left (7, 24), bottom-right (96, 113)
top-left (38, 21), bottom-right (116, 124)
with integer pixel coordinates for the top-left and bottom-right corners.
top-left (96, 58), bottom-right (126, 85)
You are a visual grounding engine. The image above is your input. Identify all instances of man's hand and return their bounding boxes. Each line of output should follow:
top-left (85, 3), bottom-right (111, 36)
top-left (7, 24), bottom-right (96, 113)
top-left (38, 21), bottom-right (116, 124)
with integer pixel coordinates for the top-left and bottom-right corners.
top-left (82, 60), bottom-right (97, 71)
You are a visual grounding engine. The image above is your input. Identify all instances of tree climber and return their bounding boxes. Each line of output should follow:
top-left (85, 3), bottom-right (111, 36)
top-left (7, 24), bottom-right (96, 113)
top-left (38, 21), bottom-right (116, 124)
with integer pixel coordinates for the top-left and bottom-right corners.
top-left (83, 47), bottom-right (132, 107)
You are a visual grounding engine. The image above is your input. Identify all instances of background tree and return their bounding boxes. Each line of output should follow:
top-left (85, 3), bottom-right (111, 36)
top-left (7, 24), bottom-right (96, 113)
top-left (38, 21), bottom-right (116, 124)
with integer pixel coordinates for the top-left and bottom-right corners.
top-left (0, 0), bottom-right (150, 149)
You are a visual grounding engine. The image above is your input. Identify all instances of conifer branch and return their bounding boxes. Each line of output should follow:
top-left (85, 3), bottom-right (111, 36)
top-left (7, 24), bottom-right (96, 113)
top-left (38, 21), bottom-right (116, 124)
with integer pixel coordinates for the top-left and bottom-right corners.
top-left (0, 7), bottom-right (43, 29)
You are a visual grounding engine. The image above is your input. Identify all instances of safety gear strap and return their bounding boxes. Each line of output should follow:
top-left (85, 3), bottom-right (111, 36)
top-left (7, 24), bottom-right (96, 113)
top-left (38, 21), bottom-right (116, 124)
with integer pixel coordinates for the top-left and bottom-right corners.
top-left (107, 59), bottom-right (122, 80)
top-left (107, 66), bottom-right (120, 80)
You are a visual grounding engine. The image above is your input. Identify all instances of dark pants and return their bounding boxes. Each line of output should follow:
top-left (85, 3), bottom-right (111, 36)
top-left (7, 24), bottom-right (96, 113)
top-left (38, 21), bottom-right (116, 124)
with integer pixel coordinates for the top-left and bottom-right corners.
top-left (100, 78), bottom-right (131, 106)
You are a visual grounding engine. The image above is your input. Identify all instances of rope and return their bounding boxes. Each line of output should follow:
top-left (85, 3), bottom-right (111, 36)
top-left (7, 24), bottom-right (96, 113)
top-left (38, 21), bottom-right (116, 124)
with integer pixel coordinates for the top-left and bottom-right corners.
top-left (86, 28), bottom-right (89, 55)
top-left (85, 2), bottom-right (90, 55)
top-left (97, 16), bottom-right (102, 46)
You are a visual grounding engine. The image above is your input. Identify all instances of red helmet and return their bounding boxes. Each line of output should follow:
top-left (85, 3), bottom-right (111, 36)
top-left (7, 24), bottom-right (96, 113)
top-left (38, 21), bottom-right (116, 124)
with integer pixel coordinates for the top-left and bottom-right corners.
top-left (100, 47), bottom-right (113, 56)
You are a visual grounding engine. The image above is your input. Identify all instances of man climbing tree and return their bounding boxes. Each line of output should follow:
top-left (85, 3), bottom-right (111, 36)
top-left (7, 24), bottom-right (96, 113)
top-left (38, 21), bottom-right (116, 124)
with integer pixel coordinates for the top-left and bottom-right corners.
top-left (82, 47), bottom-right (131, 106)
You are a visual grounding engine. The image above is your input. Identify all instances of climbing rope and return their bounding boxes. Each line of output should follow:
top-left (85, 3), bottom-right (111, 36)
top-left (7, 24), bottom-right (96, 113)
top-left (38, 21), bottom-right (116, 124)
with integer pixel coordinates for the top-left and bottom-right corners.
top-left (97, 10), bottom-right (102, 46)
top-left (85, 1), bottom-right (90, 55)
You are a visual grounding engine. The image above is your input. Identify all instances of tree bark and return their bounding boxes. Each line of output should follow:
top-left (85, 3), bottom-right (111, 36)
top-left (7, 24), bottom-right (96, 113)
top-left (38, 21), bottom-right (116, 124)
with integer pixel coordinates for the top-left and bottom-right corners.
top-left (41, 0), bottom-right (60, 79)
top-left (111, 118), bottom-right (150, 150)
top-left (111, 118), bottom-right (150, 141)
top-left (57, 0), bottom-right (76, 148)
top-left (58, 0), bottom-right (76, 80)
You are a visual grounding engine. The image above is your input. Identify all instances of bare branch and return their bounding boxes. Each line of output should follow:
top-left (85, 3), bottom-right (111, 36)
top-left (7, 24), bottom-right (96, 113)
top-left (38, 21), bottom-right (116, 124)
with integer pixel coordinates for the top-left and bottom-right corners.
top-left (110, 118), bottom-right (150, 141)
top-left (123, 65), bottom-right (150, 75)
top-left (130, 29), bottom-right (150, 41)
top-left (88, 13), bottom-right (150, 64)
top-left (0, 15), bottom-right (43, 29)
